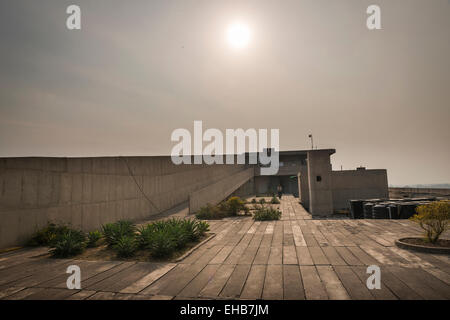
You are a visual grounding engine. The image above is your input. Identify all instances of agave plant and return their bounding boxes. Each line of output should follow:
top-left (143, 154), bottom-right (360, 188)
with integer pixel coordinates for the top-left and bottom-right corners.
top-left (87, 230), bottom-right (102, 247)
top-left (113, 235), bottom-right (137, 258)
top-left (102, 220), bottom-right (136, 246)
top-left (49, 229), bottom-right (86, 258)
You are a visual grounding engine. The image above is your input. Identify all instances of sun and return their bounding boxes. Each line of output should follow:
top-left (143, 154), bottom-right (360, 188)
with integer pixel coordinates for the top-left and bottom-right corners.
top-left (227, 22), bottom-right (251, 49)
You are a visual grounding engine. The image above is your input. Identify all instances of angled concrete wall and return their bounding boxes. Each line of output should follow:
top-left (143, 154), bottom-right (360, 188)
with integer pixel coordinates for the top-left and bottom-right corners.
top-left (189, 168), bottom-right (254, 213)
top-left (0, 156), bottom-right (247, 249)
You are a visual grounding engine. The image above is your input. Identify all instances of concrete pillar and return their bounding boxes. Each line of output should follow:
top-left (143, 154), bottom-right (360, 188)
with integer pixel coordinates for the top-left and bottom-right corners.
top-left (307, 150), bottom-right (333, 216)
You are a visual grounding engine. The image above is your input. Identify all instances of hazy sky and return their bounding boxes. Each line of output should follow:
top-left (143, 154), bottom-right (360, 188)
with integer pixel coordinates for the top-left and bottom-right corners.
top-left (0, 0), bottom-right (449, 185)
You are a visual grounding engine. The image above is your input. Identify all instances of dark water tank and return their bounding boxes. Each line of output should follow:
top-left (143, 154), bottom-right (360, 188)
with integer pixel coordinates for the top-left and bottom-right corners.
top-left (397, 203), bottom-right (418, 219)
top-left (372, 205), bottom-right (389, 219)
top-left (350, 200), bottom-right (364, 219)
top-left (387, 204), bottom-right (399, 219)
top-left (363, 203), bottom-right (374, 219)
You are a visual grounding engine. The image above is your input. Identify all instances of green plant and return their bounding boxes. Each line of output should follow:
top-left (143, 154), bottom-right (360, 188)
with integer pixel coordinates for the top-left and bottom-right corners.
top-left (196, 220), bottom-right (210, 235)
top-left (225, 197), bottom-right (246, 215)
top-left (259, 198), bottom-right (266, 204)
top-left (147, 230), bottom-right (177, 257)
top-left (270, 196), bottom-right (280, 204)
top-left (137, 219), bottom-right (210, 257)
top-left (114, 235), bottom-right (137, 258)
top-left (253, 205), bottom-right (282, 221)
top-left (49, 229), bottom-right (86, 258)
top-left (87, 230), bottom-right (102, 247)
top-left (410, 201), bottom-right (450, 243)
top-left (102, 220), bottom-right (136, 246)
top-left (27, 223), bottom-right (71, 246)
top-left (196, 203), bottom-right (227, 220)
top-left (251, 198), bottom-right (257, 204)
top-left (179, 219), bottom-right (200, 241)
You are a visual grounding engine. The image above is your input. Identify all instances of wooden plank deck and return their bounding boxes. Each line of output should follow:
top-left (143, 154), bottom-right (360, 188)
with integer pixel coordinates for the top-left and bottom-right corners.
top-left (0, 194), bottom-right (449, 300)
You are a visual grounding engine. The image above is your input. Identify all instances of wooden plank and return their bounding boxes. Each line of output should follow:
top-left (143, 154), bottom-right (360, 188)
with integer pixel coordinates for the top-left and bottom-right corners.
top-left (177, 264), bottom-right (221, 298)
top-left (120, 263), bottom-right (176, 294)
top-left (65, 290), bottom-right (96, 300)
top-left (209, 246), bottom-right (234, 264)
top-left (25, 287), bottom-right (80, 300)
top-left (220, 264), bottom-right (251, 298)
top-left (83, 262), bottom-right (136, 290)
top-left (378, 267), bottom-right (422, 300)
top-left (240, 265), bottom-right (266, 299)
top-left (386, 266), bottom-right (446, 300)
top-left (3, 287), bottom-right (45, 300)
top-left (223, 244), bottom-right (247, 265)
top-left (282, 246), bottom-right (298, 265)
top-left (253, 245), bottom-right (271, 265)
top-left (198, 264), bottom-right (235, 298)
top-left (0, 286), bottom-right (26, 299)
top-left (88, 291), bottom-right (116, 300)
top-left (316, 266), bottom-right (350, 300)
top-left (334, 266), bottom-right (374, 300)
top-left (283, 265), bottom-right (305, 300)
top-left (308, 247), bottom-right (329, 265)
top-left (347, 246), bottom-right (379, 265)
top-left (335, 247), bottom-right (364, 266)
top-left (296, 247), bottom-right (314, 266)
top-left (238, 245), bottom-right (259, 265)
top-left (322, 247), bottom-right (346, 266)
top-left (101, 263), bottom-right (168, 293)
top-left (262, 264), bottom-right (283, 300)
top-left (158, 263), bottom-right (206, 297)
top-left (140, 264), bottom-right (190, 296)
top-left (300, 266), bottom-right (328, 300)
top-left (267, 246), bottom-right (282, 265)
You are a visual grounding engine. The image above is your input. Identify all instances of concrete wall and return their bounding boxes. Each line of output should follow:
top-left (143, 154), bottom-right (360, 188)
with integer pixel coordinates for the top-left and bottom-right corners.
top-left (298, 166), bottom-right (309, 209)
top-left (189, 168), bottom-right (254, 213)
top-left (389, 187), bottom-right (450, 199)
top-left (331, 169), bottom-right (389, 210)
top-left (0, 156), bottom-right (247, 249)
top-left (307, 150), bottom-right (333, 216)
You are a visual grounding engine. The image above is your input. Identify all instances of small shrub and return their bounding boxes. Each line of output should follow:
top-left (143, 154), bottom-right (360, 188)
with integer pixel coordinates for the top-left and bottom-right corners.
top-left (196, 204), bottom-right (224, 220)
top-left (147, 231), bottom-right (177, 257)
top-left (196, 220), bottom-right (210, 236)
top-left (49, 229), bottom-right (86, 258)
top-left (87, 230), bottom-right (102, 247)
top-left (137, 224), bottom-right (156, 248)
top-left (102, 220), bottom-right (136, 246)
top-left (270, 196), bottom-right (280, 204)
top-left (28, 223), bottom-right (70, 246)
top-left (253, 205), bottom-right (282, 221)
top-left (251, 198), bottom-right (257, 204)
top-left (137, 219), bottom-right (210, 257)
top-left (259, 198), bottom-right (266, 204)
top-left (113, 236), bottom-right (137, 258)
top-left (410, 201), bottom-right (450, 243)
top-left (225, 197), bottom-right (246, 215)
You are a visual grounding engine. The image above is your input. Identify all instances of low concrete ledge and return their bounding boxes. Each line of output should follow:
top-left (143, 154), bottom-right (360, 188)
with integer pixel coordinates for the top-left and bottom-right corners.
top-left (395, 237), bottom-right (450, 254)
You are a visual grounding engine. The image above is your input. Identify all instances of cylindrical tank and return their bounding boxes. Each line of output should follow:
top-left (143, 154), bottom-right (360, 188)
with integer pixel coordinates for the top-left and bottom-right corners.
top-left (372, 205), bottom-right (389, 219)
top-left (350, 200), bottom-right (364, 219)
top-left (363, 203), bottom-right (374, 219)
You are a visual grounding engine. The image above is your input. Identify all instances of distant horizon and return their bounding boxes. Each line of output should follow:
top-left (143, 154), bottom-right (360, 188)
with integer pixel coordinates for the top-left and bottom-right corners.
top-left (1, 0), bottom-right (449, 186)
